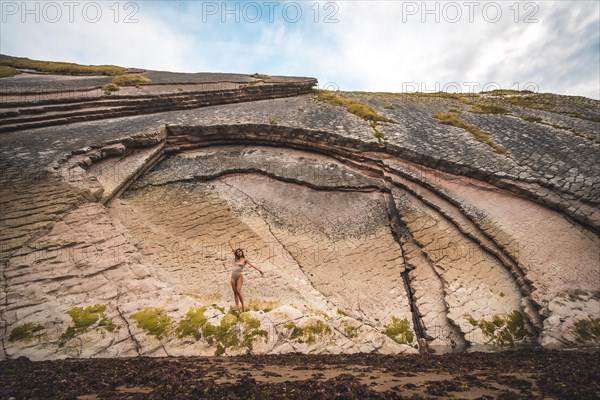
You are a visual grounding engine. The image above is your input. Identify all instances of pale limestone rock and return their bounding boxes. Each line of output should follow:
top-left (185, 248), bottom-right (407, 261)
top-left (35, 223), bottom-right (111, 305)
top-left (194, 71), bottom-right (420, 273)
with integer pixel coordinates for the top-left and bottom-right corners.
top-left (101, 143), bottom-right (126, 157)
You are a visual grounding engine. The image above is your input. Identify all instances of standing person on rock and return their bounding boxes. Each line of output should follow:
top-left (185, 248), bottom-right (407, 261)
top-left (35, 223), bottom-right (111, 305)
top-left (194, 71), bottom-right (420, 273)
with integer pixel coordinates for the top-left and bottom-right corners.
top-left (229, 241), bottom-right (264, 312)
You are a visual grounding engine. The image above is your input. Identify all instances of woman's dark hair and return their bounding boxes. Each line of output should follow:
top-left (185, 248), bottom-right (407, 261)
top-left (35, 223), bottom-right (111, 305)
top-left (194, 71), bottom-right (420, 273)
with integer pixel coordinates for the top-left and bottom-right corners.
top-left (234, 248), bottom-right (244, 260)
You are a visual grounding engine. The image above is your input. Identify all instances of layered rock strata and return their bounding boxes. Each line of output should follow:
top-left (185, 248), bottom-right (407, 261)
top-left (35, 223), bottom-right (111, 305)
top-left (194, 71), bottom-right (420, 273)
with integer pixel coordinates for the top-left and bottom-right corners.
top-left (1, 84), bottom-right (598, 359)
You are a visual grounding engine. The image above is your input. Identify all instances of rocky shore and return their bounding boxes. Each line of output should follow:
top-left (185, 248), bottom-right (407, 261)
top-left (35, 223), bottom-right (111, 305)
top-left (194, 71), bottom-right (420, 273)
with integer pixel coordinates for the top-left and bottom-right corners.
top-left (1, 349), bottom-right (599, 399)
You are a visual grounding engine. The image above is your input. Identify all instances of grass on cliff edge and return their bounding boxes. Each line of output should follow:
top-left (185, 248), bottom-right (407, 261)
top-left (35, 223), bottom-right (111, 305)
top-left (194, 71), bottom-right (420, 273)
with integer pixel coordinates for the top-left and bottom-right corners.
top-left (470, 104), bottom-right (512, 115)
top-left (1, 56), bottom-right (127, 76)
top-left (0, 66), bottom-right (21, 78)
top-left (316, 90), bottom-right (395, 142)
top-left (112, 74), bottom-right (151, 86)
top-left (433, 112), bottom-right (507, 155)
top-left (102, 75), bottom-right (152, 95)
top-left (250, 73), bottom-right (272, 80)
top-left (316, 90), bottom-right (396, 124)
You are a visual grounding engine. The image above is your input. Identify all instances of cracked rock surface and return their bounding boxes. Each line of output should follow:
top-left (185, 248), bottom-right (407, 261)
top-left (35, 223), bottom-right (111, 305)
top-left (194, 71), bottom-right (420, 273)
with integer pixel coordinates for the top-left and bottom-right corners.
top-left (1, 79), bottom-right (598, 359)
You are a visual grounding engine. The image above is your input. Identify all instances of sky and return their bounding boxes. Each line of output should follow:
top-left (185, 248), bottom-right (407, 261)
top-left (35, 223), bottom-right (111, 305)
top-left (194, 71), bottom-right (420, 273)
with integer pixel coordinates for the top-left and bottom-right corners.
top-left (1, 0), bottom-right (599, 98)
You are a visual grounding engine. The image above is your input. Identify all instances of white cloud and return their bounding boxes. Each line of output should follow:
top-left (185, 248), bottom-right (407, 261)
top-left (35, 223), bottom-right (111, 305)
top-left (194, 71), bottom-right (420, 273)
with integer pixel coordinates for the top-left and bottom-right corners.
top-left (322, 1), bottom-right (599, 98)
top-left (1, 2), bottom-right (194, 71)
top-left (1, 1), bottom-right (598, 98)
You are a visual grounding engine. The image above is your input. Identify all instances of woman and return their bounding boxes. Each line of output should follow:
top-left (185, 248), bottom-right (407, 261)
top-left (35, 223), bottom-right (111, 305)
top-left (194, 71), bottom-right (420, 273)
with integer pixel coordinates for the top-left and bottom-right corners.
top-left (229, 241), bottom-right (263, 312)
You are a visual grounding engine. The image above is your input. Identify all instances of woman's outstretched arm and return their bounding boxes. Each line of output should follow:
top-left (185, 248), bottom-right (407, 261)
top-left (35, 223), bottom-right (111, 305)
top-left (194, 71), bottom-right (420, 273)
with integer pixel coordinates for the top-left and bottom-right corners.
top-left (246, 260), bottom-right (264, 276)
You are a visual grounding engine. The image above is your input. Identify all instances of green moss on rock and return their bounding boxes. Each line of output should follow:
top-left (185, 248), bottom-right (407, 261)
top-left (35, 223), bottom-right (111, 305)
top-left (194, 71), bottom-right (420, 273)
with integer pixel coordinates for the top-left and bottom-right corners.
top-left (102, 83), bottom-right (119, 96)
top-left (247, 299), bottom-right (279, 313)
top-left (383, 316), bottom-right (414, 344)
top-left (9, 323), bottom-right (44, 343)
top-left (315, 90), bottom-right (396, 124)
top-left (239, 314), bottom-right (268, 352)
top-left (310, 309), bottom-right (333, 321)
top-left (131, 308), bottom-right (173, 340)
top-left (176, 307), bottom-right (207, 340)
top-left (470, 104), bottom-right (511, 114)
top-left (214, 305), bottom-right (226, 313)
top-left (574, 318), bottom-right (600, 342)
top-left (285, 319), bottom-right (332, 344)
top-left (284, 322), bottom-right (304, 341)
top-left (433, 112), bottom-right (507, 154)
top-left (465, 310), bottom-right (531, 345)
top-left (0, 66), bottom-right (21, 78)
top-left (304, 320), bottom-right (332, 344)
top-left (341, 321), bottom-right (358, 338)
top-left (59, 304), bottom-right (116, 347)
top-left (112, 74), bottom-right (151, 86)
top-left (202, 311), bottom-right (267, 355)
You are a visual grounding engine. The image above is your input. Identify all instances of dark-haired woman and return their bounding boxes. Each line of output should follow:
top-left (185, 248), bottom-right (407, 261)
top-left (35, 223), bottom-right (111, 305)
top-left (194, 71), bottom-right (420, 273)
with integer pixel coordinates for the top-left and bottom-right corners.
top-left (229, 241), bottom-right (263, 312)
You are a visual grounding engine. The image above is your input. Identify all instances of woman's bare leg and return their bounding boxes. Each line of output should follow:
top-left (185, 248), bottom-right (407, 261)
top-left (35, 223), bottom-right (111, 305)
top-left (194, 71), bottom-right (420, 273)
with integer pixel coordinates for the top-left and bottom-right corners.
top-left (231, 278), bottom-right (240, 310)
top-left (236, 274), bottom-right (244, 312)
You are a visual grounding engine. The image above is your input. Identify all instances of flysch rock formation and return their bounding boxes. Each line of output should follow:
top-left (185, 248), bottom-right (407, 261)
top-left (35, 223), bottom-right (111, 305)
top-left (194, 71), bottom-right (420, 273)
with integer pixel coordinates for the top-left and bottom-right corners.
top-left (0, 67), bottom-right (599, 360)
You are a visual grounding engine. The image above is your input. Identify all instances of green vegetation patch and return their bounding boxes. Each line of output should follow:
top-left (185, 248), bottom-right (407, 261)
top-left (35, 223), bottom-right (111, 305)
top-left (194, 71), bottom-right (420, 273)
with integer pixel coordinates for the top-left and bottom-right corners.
top-left (405, 91), bottom-right (463, 100)
top-left (574, 318), bottom-right (600, 342)
top-left (131, 308), bottom-right (173, 340)
top-left (465, 310), bottom-right (531, 345)
top-left (308, 308), bottom-right (332, 321)
top-left (203, 312), bottom-right (239, 354)
top-left (341, 321), bottom-right (358, 338)
top-left (284, 321), bottom-right (304, 340)
top-left (250, 73), bottom-right (272, 80)
top-left (315, 90), bottom-right (396, 143)
top-left (404, 92), bottom-right (476, 105)
top-left (383, 316), bottom-right (414, 344)
top-left (102, 83), bottom-right (120, 96)
top-left (1, 56), bottom-right (126, 76)
top-left (304, 320), bottom-right (332, 343)
top-left (9, 323), bottom-right (45, 343)
top-left (239, 313), bottom-right (269, 352)
top-left (0, 66), bottom-right (21, 78)
top-left (60, 304), bottom-right (116, 347)
top-left (247, 299), bottom-right (279, 313)
top-left (503, 95), bottom-right (539, 108)
top-left (481, 89), bottom-right (534, 96)
top-left (112, 74), bottom-right (151, 86)
top-left (202, 310), bottom-right (267, 355)
top-left (370, 121), bottom-right (388, 143)
top-left (176, 307), bottom-right (207, 341)
top-left (500, 95), bottom-right (600, 122)
top-left (470, 104), bottom-right (511, 114)
top-left (316, 90), bottom-right (396, 124)
top-left (285, 319), bottom-right (332, 344)
top-left (101, 75), bottom-right (150, 95)
top-left (433, 112), bottom-right (507, 154)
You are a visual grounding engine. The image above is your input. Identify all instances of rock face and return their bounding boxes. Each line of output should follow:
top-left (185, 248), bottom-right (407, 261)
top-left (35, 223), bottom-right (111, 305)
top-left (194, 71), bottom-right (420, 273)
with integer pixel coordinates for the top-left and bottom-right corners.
top-left (0, 71), bottom-right (598, 360)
